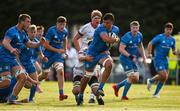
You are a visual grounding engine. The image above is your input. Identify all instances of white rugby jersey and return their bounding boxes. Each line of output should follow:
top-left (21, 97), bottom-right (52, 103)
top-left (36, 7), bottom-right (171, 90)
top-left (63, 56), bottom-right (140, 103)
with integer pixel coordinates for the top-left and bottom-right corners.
top-left (78, 22), bottom-right (99, 52)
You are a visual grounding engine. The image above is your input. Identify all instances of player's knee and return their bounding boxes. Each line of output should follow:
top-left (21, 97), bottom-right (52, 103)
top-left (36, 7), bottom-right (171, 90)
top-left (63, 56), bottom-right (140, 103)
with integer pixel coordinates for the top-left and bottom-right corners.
top-left (104, 61), bottom-right (113, 70)
top-left (17, 74), bottom-right (27, 83)
top-left (24, 81), bottom-right (32, 89)
top-left (72, 87), bottom-right (80, 95)
top-left (36, 69), bottom-right (42, 75)
top-left (127, 72), bottom-right (139, 83)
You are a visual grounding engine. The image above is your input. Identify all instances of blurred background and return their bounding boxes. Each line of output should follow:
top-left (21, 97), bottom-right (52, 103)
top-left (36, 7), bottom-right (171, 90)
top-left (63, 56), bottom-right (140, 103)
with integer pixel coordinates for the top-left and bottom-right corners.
top-left (0, 0), bottom-right (179, 84)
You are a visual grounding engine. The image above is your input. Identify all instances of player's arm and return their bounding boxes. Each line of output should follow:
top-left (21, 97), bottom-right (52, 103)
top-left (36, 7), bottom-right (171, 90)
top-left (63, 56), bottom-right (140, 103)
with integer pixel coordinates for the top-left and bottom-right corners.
top-left (119, 43), bottom-right (136, 61)
top-left (139, 42), bottom-right (147, 61)
top-left (100, 32), bottom-right (119, 43)
top-left (26, 37), bottom-right (46, 48)
top-left (2, 38), bottom-right (19, 56)
top-left (78, 53), bottom-right (93, 62)
top-left (38, 50), bottom-right (48, 62)
top-left (119, 44), bottom-right (130, 57)
top-left (73, 32), bottom-right (83, 52)
top-left (147, 42), bottom-right (153, 58)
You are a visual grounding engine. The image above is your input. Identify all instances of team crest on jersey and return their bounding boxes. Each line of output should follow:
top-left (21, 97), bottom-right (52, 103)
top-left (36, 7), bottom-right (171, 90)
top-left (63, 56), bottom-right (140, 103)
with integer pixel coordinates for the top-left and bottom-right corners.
top-left (171, 42), bottom-right (174, 45)
top-left (129, 41), bottom-right (133, 44)
top-left (125, 66), bottom-right (129, 70)
top-left (54, 35), bottom-right (58, 38)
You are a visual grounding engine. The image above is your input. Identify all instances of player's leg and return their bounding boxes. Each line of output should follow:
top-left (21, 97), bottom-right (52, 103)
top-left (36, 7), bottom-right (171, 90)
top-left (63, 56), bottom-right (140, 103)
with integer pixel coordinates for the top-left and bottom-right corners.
top-left (72, 75), bottom-right (82, 102)
top-left (52, 62), bottom-right (68, 101)
top-left (88, 76), bottom-right (104, 105)
top-left (147, 60), bottom-right (168, 94)
top-left (0, 75), bottom-right (11, 89)
top-left (34, 61), bottom-right (43, 93)
top-left (121, 71), bottom-right (139, 100)
top-left (97, 55), bottom-right (113, 96)
top-left (8, 63), bottom-right (27, 104)
top-left (77, 60), bottom-right (96, 105)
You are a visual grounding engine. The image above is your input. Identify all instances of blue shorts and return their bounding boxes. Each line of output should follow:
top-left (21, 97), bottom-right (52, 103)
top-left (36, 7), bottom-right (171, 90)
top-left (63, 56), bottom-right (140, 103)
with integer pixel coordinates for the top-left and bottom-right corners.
top-left (42, 54), bottom-right (64, 70)
top-left (153, 58), bottom-right (168, 72)
top-left (120, 56), bottom-right (138, 74)
top-left (21, 61), bottom-right (36, 74)
top-left (0, 58), bottom-right (20, 75)
top-left (85, 53), bottom-right (109, 70)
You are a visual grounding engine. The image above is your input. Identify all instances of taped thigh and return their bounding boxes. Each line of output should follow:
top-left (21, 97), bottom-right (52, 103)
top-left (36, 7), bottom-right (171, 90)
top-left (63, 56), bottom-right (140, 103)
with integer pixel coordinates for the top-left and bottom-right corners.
top-left (52, 62), bottom-right (64, 71)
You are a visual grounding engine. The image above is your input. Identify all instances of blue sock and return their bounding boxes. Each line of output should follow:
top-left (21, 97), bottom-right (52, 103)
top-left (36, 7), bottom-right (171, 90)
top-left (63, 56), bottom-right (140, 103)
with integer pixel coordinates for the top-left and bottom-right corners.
top-left (117, 79), bottom-right (127, 89)
top-left (98, 83), bottom-right (105, 90)
top-left (149, 79), bottom-right (154, 84)
top-left (59, 89), bottom-right (64, 95)
top-left (154, 81), bottom-right (164, 95)
top-left (29, 85), bottom-right (37, 101)
top-left (122, 82), bottom-right (132, 97)
top-left (9, 94), bottom-right (17, 101)
top-left (79, 92), bottom-right (84, 100)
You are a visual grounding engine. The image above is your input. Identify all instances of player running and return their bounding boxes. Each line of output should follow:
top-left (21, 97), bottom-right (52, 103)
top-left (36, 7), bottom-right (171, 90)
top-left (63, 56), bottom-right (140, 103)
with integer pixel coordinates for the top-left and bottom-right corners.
top-left (112, 21), bottom-right (146, 100)
top-left (146, 22), bottom-right (178, 98)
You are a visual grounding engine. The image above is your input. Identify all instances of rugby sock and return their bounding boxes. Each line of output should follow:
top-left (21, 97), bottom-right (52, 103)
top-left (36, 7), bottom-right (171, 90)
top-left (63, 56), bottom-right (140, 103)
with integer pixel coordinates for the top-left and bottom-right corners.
top-left (9, 94), bottom-right (17, 101)
top-left (78, 92), bottom-right (84, 100)
top-left (149, 79), bottom-right (154, 84)
top-left (154, 81), bottom-right (163, 95)
top-left (98, 83), bottom-right (105, 90)
top-left (122, 82), bottom-right (131, 97)
top-left (59, 89), bottom-right (64, 95)
top-left (117, 79), bottom-right (127, 89)
top-left (29, 85), bottom-right (37, 101)
top-left (89, 92), bottom-right (94, 99)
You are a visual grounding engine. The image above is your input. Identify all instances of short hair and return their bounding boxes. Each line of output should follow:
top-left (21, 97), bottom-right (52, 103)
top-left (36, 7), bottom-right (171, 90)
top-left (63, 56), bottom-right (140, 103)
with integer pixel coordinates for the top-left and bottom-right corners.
top-left (28, 24), bottom-right (37, 31)
top-left (18, 14), bottom-right (31, 23)
top-left (165, 22), bottom-right (173, 29)
top-left (103, 13), bottom-right (115, 23)
top-left (91, 9), bottom-right (102, 19)
top-left (130, 21), bottom-right (140, 27)
top-left (37, 25), bottom-right (44, 31)
top-left (57, 16), bottom-right (67, 23)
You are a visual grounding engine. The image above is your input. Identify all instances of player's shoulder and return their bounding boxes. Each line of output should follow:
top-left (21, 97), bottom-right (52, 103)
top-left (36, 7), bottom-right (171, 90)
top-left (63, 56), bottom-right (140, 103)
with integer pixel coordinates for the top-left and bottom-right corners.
top-left (63, 27), bottom-right (68, 34)
top-left (79, 22), bottom-right (91, 30)
top-left (48, 26), bottom-right (56, 31)
top-left (112, 25), bottom-right (119, 30)
top-left (6, 26), bottom-right (17, 33)
top-left (137, 31), bottom-right (143, 36)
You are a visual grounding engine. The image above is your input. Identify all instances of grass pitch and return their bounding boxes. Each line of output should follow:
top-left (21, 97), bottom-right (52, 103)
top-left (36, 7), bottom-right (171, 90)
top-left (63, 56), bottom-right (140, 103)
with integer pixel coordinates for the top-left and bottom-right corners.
top-left (0, 81), bottom-right (180, 111)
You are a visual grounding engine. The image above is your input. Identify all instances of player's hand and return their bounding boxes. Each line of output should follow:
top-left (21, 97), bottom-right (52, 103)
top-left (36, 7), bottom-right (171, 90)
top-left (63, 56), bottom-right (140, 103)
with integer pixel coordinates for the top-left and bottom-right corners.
top-left (11, 48), bottom-right (20, 56)
top-left (63, 53), bottom-right (68, 59)
top-left (147, 54), bottom-right (153, 59)
top-left (129, 55), bottom-right (136, 62)
top-left (39, 37), bottom-right (46, 45)
top-left (85, 55), bottom-right (94, 62)
top-left (114, 37), bottom-right (120, 43)
top-left (42, 56), bottom-right (48, 62)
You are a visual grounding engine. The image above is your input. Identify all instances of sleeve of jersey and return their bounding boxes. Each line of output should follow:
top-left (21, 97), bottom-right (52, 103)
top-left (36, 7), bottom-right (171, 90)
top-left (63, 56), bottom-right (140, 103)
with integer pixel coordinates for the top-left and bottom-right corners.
top-left (150, 35), bottom-right (160, 45)
top-left (45, 28), bottom-right (53, 42)
top-left (4, 29), bottom-right (14, 40)
top-left (78, 25), bottom-right (87, 36)
top-left (120, 34), bottom-right (128, 45)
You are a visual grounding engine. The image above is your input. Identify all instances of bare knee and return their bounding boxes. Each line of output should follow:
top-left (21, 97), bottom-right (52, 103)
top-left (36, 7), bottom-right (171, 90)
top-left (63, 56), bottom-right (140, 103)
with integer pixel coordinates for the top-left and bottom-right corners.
top-left (17, 74), bottom-right (27, 83)
top-left (72, 86), bottom-right (80, 95)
